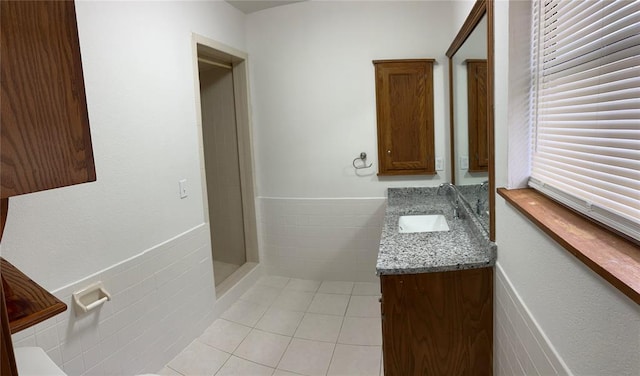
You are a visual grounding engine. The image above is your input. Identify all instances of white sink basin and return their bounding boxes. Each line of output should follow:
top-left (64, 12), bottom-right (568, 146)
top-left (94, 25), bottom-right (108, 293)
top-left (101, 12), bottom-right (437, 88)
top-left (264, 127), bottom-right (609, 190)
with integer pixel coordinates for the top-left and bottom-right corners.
top-left (398, 214), bottom-right (450, 233)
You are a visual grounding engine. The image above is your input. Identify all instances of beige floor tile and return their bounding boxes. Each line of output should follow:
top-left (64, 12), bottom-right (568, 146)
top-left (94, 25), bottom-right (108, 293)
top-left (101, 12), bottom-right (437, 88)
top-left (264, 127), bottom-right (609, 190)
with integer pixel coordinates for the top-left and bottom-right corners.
top-left (221, 299), bottom-right (269, 327)
top-left (284, 278), bottom-right (321, 292)
top-left (240, 284), bottom-right (283, 306)
top-left (352, 282), bottom-right (380, 296)
top-left (257, 275), bottom-right (291, 289)
top-left (233, 329), bottom-right (291, 368)
top-left (327, 344), bottom-right (381, 376)
top-left (318, 281), bottom-right (354, 295)
top-left (167, 340), bottom-right (229, 376)
top-left (294, 313), bottom-right (343, 343)
top-left (346, 295), bottom-right (381, 318)
top-left (158, 366), bottom-right (181, 375)
top-left (255, 307), bottom-right (304, 336)
top-left (338, 317), bottom-right (382, 346)
top-left (273, 369), bottom-right (303, 376)
top-left (271, 290), bottom-right (314, 312)
top-left (199, 319), bottom-right (251, 353)
top-left (278, 338), bottom-right (335, 376)
top-left (216, 355), bottom-right (274, 375)
top-left (307, 293), bottom-right (350, 316)
top-left (162, 278), bottom-right (386, 376)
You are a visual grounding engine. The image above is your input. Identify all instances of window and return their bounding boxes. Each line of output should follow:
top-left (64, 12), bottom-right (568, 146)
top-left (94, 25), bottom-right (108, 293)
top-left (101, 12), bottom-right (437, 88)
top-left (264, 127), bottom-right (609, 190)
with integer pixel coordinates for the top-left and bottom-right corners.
top-left (529, 0), bottom-right (640, 241)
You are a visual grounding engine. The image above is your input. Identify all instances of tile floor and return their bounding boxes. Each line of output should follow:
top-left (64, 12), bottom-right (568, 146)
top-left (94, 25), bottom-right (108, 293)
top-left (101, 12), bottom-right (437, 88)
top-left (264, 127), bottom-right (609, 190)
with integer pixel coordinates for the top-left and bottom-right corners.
top-left (160, 276), bottom-right (383, 376)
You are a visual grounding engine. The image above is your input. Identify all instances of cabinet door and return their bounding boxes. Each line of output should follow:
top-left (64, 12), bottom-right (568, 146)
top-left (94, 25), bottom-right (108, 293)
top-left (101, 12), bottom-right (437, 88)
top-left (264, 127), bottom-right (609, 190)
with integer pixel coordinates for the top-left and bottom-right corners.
top-left (374, 60), bottom-right (435, 176)
top-left (1, 0), bottom-right (95, 198)
top-left (381, 269), bottom-right (493, 376)
top-left (466, 60), bottom-right (488, 172)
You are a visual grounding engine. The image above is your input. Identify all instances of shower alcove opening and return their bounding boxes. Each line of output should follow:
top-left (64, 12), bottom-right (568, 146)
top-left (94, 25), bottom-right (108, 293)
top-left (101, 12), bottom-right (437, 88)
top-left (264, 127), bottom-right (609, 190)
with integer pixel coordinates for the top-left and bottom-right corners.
top-left (193, 34), bottom-right (259, 296)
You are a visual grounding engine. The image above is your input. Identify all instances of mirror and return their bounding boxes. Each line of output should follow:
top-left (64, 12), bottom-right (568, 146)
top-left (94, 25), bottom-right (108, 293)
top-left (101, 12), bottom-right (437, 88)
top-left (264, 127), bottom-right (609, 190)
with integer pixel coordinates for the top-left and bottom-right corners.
top-left (446, 0), bottom-right (494, 239)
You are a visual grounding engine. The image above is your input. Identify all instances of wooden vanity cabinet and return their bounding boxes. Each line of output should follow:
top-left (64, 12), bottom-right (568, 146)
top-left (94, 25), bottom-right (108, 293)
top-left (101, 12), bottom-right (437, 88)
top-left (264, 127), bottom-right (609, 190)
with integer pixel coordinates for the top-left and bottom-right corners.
top-left (373, 59), bottom-right (435, 176)
top-left (380, 268), bottom-right (493, 376)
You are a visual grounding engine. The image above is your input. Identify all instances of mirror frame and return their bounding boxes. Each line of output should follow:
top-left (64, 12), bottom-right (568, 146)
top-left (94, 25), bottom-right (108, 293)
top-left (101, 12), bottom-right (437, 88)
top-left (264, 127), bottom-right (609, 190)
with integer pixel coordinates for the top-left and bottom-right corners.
top-left (446, 0), bottom-right (495, 240)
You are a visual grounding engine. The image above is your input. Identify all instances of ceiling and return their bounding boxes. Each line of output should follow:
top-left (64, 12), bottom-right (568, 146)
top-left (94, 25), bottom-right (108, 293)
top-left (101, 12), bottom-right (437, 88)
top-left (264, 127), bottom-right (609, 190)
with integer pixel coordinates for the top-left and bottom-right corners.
top-left (226, 1), bottom-right (305, 14)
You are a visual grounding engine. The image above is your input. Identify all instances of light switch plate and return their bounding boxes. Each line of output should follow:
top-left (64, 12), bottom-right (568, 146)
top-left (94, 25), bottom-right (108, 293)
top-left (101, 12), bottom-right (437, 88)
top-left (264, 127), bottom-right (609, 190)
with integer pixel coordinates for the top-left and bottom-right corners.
top-left (179, 179), bottom-right (188, 199)
top-left (435, 157), bottom-right (444, 171)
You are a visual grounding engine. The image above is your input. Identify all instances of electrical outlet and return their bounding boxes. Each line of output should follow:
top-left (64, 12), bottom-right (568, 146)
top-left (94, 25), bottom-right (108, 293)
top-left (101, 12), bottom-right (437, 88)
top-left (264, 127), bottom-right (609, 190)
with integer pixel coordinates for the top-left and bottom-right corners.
top-left (179, 179), bottom-right (188, 199)
top-left (435, 157), bottom-right (444, 171)
top-left (459, 156), bottom-right (469, 170)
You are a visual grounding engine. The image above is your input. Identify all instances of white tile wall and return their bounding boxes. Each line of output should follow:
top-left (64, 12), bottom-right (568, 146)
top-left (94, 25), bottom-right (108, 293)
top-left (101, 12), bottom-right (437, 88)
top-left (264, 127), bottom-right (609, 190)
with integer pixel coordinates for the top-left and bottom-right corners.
top-left (11, 224), bottom-right (249, 376)
top-left (495, 263), bottom-right (572, 376)
top-left (259, 198), bottom-right (386, 282)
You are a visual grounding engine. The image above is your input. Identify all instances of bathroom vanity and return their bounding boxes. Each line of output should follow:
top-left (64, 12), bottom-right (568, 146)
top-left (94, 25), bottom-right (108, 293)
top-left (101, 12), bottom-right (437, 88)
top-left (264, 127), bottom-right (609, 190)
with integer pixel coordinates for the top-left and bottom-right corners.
top-left (377, 187), bottom-right (496, 375)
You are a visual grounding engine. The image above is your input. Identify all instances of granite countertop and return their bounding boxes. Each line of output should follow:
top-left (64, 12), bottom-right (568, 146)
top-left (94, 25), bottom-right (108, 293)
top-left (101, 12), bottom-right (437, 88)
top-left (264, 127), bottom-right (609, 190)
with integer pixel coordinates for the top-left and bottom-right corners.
top-left (376, 187), bottom-right (497, 275)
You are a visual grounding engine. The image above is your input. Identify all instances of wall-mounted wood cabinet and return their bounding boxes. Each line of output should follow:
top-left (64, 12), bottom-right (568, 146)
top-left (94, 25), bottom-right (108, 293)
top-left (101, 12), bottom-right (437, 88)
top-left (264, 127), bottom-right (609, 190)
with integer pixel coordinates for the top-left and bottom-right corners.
top-left (380, 268), bottom-right (493, 375)
top-left (1, 0), bottom-right (96, 198)
top-left (466, 59), bottom-right (488, 172)
top-left (374, 59), bottom-right (435, 176)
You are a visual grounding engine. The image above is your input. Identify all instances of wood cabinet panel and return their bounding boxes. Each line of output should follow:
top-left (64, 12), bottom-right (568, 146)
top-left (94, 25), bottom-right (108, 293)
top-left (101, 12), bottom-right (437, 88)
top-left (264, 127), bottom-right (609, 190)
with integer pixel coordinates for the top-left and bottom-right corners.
top-left (381, 268), bottom-right (493, 376)
top-left (1, 0), bottom-right (95, 198)
top-left (374, 59), bottom-right (435, 176)
top-left (466, 59), bottom-right (488, 172)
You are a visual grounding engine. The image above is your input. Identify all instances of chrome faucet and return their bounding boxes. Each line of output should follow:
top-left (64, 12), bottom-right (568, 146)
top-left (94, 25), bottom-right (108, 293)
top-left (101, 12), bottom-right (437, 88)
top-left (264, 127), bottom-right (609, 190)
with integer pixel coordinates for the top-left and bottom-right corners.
top-left (453, 200), bottom-right (460, 219)
top-left (438, 183), bottom-right (460, 219)
top-left (476, 180), bottom-right (489, 194)
top-left (437, 182), bottom-right (456, 196)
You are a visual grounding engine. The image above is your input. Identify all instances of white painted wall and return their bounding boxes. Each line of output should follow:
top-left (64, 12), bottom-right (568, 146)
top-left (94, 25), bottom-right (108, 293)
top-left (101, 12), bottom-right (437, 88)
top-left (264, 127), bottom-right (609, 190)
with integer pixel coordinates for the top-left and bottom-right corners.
top-left (247, 0), bottom-right (458, 198)
top-left (452, 0), bottom-right (477, 34)
top-left (492, 1), bottom-right (640, 375)
top-left (246, 0), bottom-right (459, 282)
top-left (1, 0), bottom-right (245, 290)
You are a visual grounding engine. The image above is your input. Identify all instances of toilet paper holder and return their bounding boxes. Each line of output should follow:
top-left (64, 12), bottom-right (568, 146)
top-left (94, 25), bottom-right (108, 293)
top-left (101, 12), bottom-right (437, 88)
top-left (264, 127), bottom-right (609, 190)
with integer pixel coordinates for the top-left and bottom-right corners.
top-left (72, 281), bottom-right (111, 315)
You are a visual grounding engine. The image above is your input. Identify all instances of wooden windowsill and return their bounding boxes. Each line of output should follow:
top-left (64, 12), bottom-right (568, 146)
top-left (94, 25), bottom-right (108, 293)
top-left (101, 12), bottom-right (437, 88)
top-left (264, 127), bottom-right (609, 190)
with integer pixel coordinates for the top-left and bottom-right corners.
top-left (497, 188), bottom-right (640, 305)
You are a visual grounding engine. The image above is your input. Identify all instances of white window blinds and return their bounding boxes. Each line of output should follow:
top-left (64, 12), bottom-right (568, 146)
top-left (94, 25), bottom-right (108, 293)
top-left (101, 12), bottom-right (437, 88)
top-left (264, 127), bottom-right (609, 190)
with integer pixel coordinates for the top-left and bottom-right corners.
top-left (529, 0), bottom-right (640, 241)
